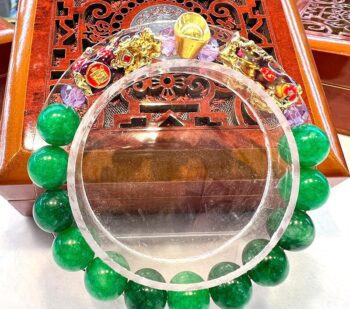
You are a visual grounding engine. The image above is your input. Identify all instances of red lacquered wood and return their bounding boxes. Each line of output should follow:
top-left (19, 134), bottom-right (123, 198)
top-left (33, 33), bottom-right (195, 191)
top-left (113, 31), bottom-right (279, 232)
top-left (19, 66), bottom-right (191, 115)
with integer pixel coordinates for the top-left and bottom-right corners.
top-left (0, 18), bottom-right (14, 120)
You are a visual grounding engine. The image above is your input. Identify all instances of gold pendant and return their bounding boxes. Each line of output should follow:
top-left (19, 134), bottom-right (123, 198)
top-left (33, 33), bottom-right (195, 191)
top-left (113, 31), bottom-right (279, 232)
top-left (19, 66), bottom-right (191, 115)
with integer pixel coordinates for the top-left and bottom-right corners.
top-left (111, 28), bottom-right (161, 74)
top-left (174, 12), bottom-right (211, 59)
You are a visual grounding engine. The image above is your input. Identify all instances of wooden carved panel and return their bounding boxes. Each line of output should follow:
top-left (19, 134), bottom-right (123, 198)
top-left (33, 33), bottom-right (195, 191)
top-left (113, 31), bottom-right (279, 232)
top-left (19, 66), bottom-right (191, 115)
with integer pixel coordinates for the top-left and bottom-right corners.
top-left (297, 0), bottom-right (350, 64)
top-left (299, 0), bottom-right (350, 38)
top-left (86, 74), bottom-right (257, 133)
top-left (297, 1), bottom-right (350, 134)
top-left (24, 0), bottom-right (280, 139)
top-left (298, 0), bottom-right (350, 56)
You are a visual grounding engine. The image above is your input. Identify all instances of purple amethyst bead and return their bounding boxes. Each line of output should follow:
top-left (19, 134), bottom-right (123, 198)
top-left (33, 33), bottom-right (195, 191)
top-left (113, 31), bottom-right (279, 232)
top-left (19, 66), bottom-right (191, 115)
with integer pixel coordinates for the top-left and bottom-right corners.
top-left (283, 103), bottom-right (310, 127)
top-left (198, 39), bottom-right (219, 62)
top-left (161, 37), bottom-right (176, 57)
top-left (159, 27), bottom-right (176, 57)
top-left (60, 85), bottom-right (86, 108)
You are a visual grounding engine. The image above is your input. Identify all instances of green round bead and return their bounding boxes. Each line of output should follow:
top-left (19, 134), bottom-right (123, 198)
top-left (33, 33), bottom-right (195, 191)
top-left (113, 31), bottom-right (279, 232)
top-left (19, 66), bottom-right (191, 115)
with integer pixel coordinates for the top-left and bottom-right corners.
top-left (279, 124), bottom-right (330, 167)
top-left (267, 208), bottom-right (315, 251)
top-left (242, 239), bottom-right (289, 287)
top-left (52, 227), bottom-right (94, 271)
top-left (208, 262), bottom-right (252, 309)
top-left (27, 146), bottom-right (68, 190)
top-left (124, 268), bottom-right (167, 309)
top-left (168, 271), bottom-right (210, 309)
top-left (33, 190), bottom-right (73, 233)
top-left (84, 253), bottom-right (129, 301)
top-left (37, 103), bottom-right (80, 146)
top-left (279, 168), bottom-right (330, 211)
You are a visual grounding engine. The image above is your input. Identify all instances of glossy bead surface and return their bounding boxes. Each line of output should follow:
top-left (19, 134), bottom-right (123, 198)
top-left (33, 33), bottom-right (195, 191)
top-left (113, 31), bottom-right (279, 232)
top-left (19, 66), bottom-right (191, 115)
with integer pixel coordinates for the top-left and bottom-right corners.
top-left (208, 262), bottom-right (252, 309)
top-left (278, 124), bottom-right (330, 167)
top-left (33, 190), bottom-right (73, 233)
top-left (124, 268), bottom-right (167, 309)
top-left (242, 239), bottom-right (289, 286)
top-left (84, 254), bottom-right (129, 301)
top-left (52, 227), bottom-right (94, 271)
top-left (168, 271), bottom-right (210, 309)
top-left (267, 208), bottom-right (315, 251)
top-left (279, 168), bottom-right (330, 211)
top-left (27, 146), bottom-right (68, 189)
top-left (37, 103), bottom-right (80, 146)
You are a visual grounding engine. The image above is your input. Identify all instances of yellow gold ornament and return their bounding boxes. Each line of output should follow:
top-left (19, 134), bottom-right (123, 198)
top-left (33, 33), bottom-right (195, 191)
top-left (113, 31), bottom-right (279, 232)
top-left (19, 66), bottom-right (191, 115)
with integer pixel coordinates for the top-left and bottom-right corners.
top-left (73, 72), bottom-right (93, 96)
top-left (111, 28), bottom-right (161, 74)
top-left (218, 33), bottom-right (306, 111)
top-left (174, 12), bottom-right (211, 59)
top-left (219, 33), bottom-right (272, 79)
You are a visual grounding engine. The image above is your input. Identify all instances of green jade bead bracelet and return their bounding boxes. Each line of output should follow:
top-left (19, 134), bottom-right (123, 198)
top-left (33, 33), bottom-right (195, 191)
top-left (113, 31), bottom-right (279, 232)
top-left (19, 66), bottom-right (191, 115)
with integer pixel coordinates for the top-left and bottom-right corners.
top-left (28, 105), bottom-right (331, 309)
top-left (27, 19), bottom-right (332, 309)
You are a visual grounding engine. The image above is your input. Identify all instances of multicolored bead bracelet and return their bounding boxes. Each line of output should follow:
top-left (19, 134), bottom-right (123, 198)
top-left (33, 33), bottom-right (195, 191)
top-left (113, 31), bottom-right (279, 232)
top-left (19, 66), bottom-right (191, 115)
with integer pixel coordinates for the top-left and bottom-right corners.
top-left (27, 13), bottom-right (330, 309)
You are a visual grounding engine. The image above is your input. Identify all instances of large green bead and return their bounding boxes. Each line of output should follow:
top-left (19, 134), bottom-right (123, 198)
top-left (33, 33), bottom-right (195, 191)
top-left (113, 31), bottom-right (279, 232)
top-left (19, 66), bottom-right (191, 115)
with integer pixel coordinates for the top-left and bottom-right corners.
top-left (208, 262), bottom-right (252, 309)
top-left (84, 253), bottom-right (129, 301)
top-left (52, 227), bottom-right (94, 271)
top-left (37, 103), bottom-right (80, 146)
top-left (124, 268), bottom-right (167, 309)
top-left (279, 124), bottom-right (330, 167)
top-left (168, 271), bottom-right (210, 309)
top-left (279, 168), bottom-right (330, 211)
top-left (27, 146), bottom-right (68, 189)
top-left (33, 190), bottom-right (73, 233)
top-left (242, 239), bottom-right (289, 286)
top-left (267, 208), bottom-right (315, 251)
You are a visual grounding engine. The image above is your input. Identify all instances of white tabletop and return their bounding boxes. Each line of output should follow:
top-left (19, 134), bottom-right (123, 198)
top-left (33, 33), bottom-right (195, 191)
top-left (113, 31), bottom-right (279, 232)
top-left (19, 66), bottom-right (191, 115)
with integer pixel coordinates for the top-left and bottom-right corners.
top-left (1, 178), bottom-right (350, 309)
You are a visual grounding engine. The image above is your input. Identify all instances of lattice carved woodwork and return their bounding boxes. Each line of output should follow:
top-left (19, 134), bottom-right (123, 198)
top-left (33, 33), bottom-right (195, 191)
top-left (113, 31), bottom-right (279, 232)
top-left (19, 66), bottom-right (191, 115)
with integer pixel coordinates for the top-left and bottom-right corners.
top-left (44, 0), bottom-right (277, 131)
top-left (52, 0), bottom-right (275, 80)
top-left (98, 74), bottom-right (257, 131)
top-left (299, 0), bottom-right (350, 39)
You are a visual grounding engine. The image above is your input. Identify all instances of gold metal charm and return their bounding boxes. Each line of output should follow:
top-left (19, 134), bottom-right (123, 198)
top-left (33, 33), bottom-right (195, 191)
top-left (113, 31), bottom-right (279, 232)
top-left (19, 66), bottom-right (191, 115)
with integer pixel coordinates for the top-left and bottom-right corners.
top-left (111, 28), bottom-right (161, 74)
top-left (85, 62), bottom-right (111, 89)
top-left (73, 72), bottom-right (93, 96)
top-left (219, 33), bottom-right (272, 79)
top-left (174, 12), bottom-right (211, 59)
top-left (219, 33), bottom-right (303, 111)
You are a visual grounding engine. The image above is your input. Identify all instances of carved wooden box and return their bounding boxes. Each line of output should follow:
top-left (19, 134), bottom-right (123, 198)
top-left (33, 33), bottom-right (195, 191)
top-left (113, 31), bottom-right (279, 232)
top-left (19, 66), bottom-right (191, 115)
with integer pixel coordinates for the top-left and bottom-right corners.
top-left (0, 0), bottom-right (348, 216)
top-left (297, 0), bottom-right (350, 135)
